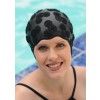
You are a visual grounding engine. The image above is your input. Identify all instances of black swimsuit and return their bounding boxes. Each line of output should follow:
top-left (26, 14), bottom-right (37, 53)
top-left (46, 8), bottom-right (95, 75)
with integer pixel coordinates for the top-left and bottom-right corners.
top-left (16, 66), bottom-right (77, 100)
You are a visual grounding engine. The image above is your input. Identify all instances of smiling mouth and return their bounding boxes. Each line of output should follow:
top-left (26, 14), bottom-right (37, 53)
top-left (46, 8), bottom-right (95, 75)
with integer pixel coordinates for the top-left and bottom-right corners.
top-left (46, 62), bottom-right (63, 71)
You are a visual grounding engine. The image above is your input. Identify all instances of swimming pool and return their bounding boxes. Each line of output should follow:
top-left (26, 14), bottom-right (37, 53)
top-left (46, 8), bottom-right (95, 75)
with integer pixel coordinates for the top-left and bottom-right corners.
top-left (15, 0), bottom-right (86, 75)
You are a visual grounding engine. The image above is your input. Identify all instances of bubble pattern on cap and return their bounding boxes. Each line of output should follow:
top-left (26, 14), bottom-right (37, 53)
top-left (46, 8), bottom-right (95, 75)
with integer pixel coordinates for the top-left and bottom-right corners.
top-left (26, 9), bottom-right (75, 50)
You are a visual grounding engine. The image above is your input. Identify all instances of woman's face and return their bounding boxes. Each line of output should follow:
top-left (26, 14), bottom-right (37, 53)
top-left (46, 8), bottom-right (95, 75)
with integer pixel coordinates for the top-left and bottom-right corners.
top-left (34, 36), bottom-right (72, 79)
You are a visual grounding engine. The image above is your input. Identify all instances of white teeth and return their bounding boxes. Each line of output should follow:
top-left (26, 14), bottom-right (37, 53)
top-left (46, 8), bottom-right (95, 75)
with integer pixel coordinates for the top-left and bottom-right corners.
top-left (48, 63), bottom-right (61, 68)
top-left (46, 62), bottom-right (62, 71)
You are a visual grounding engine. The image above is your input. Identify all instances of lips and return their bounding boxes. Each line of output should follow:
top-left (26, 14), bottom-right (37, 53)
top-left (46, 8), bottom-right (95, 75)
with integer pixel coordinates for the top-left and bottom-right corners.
top-left (46, 62), bottom-right (63, 71)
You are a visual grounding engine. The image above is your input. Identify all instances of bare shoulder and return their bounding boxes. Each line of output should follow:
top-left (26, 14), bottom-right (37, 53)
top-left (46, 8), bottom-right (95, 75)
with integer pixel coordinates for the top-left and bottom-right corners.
top-left (15, 83), bottom-right (39, 100)
top-left (15, 69), bottom-right (40, 100)
top-left (74, 66), bottom-right (86, 84)
top-left (75, 66), bottom-right (86, 74)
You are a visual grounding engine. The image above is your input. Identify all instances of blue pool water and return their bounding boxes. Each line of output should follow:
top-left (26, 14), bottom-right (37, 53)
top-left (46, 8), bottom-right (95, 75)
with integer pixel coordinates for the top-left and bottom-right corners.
top-left (15, 0), bottom-right (86, 75)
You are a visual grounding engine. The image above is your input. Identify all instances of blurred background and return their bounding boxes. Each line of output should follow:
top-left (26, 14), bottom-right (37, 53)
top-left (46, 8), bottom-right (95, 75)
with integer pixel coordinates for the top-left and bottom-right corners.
top-left (15, 0), bottom-right (86, 83)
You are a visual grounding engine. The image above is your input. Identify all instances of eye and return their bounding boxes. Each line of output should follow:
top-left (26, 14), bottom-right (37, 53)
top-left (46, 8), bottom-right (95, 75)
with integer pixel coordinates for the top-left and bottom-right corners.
top-left (56, 43), bottom-right (65, 49)
top-left (38, 46), bottom-right (48, 52)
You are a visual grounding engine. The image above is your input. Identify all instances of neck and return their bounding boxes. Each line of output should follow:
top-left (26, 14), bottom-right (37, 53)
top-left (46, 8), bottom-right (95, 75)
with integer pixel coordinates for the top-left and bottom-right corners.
top-left (39, 66), bottom-right (73, 93)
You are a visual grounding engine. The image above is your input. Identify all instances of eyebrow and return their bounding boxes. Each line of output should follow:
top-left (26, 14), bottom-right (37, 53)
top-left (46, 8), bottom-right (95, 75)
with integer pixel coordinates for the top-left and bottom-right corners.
top-left (36, 43), bottom-right (48, 47)
top-left (37, 41), bottom-right (66, 46)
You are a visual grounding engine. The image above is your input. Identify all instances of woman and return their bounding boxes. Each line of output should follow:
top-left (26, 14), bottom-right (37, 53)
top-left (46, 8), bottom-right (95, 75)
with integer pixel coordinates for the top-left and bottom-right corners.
top-left (16, 9), bottom-right (86, 100)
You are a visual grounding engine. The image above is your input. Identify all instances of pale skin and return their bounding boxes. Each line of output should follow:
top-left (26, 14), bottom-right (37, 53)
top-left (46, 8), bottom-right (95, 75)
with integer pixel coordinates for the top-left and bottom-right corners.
top-left (16, 36), bottom-right (86, 100)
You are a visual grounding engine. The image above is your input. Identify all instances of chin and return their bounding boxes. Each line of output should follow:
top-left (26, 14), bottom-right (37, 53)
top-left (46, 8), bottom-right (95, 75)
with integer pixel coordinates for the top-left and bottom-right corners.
top-left (47, 67), bottom-right (67, 80)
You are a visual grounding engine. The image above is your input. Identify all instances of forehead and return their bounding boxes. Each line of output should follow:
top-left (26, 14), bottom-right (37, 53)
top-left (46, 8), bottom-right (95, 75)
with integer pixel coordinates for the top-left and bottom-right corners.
top-left (36, 36), bottom-right (69, 45)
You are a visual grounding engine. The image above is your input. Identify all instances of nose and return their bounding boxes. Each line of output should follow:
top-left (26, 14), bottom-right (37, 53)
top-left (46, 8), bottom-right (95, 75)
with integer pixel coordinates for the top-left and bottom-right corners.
top-left (47, 49), bottom-right (58, 61)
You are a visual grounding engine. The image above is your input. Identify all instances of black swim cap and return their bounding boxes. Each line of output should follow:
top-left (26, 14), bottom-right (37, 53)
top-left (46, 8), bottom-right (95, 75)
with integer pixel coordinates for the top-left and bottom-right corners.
top-left (26, 9), bottom-right (75, 51)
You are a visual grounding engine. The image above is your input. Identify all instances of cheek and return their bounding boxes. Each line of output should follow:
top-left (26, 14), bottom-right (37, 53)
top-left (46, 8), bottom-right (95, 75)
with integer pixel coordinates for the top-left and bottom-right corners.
top-left (34, 52), bottom-right (47, 64)
top-left (63, 53), bottom-right (71, 61)
top-left (61, 48), bottom-right (72, 62)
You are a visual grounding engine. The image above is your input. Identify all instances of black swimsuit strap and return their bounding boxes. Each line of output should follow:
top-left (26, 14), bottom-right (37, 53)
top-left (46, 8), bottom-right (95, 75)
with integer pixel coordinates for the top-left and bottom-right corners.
top-left (16, 83), bottom-right (48, 100)
top-left (68, 66), bottom-right (77, 100)
top-left (16, 66), bottom-right (77, 100)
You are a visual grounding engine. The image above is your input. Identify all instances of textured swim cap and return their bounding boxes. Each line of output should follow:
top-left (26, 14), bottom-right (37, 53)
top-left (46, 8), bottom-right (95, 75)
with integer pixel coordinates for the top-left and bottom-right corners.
top-left (26, 9), bottom-right (75, 51)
